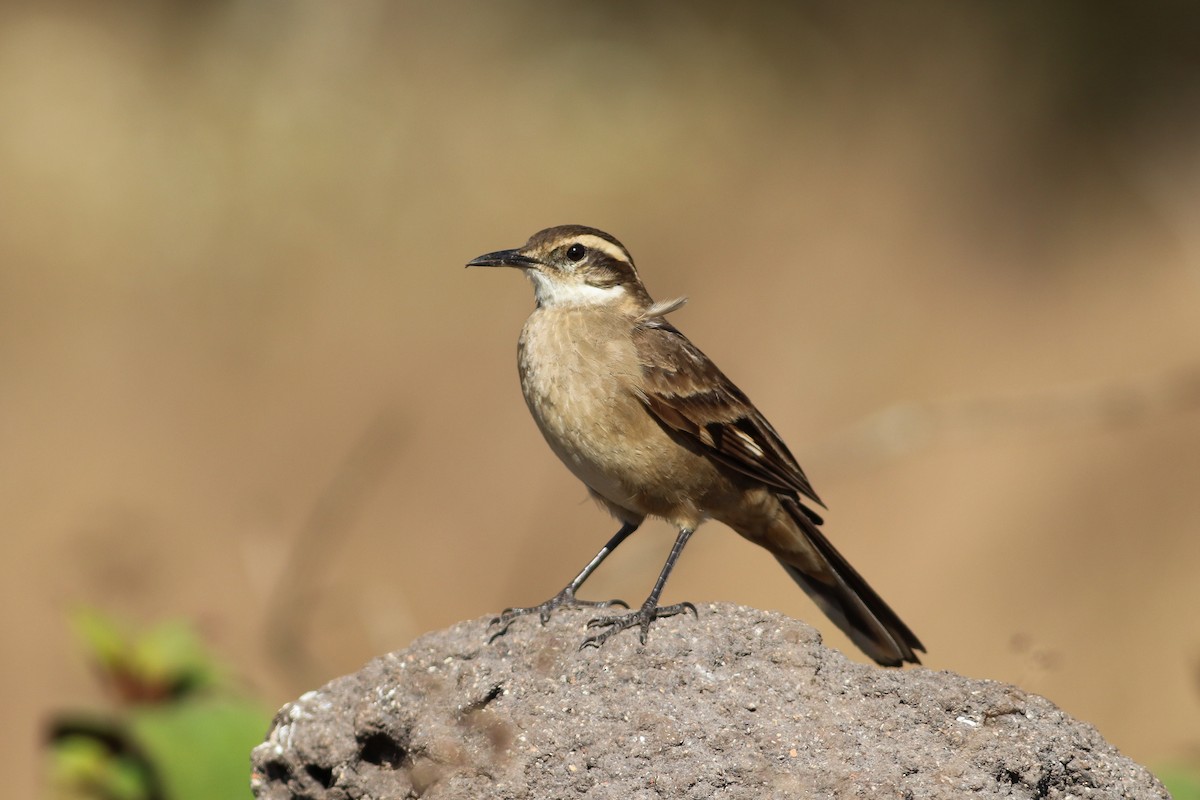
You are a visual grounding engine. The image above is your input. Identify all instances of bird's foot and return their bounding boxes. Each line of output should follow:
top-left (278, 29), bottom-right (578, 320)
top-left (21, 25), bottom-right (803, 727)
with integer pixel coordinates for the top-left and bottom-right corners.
top-left (488, 588), bottom-right (628, 642)
top-left (580, 600), bottom-right (698, 650)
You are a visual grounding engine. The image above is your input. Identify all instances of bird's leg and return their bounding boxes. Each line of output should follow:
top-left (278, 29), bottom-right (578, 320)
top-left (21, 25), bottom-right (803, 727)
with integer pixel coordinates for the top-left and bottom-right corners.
top-left (581, 526), bottom-right (697, 649)
top-left (488, 521), bottom-right (639, 641)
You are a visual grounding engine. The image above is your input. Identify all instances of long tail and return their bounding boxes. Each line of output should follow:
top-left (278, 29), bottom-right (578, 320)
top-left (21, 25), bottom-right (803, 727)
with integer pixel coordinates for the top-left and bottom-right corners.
top-left (776, 496), bottom-right (924, 666)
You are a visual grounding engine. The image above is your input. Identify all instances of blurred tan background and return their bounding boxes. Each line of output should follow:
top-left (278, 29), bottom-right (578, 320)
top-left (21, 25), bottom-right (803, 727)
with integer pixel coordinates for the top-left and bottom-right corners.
top-left (4, 1), bottom-right (1200, 794)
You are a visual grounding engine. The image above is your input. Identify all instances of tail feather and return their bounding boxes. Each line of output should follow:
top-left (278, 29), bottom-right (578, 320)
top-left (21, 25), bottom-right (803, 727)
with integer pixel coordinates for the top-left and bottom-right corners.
top-left (777, 496), bottom-right (924, 666)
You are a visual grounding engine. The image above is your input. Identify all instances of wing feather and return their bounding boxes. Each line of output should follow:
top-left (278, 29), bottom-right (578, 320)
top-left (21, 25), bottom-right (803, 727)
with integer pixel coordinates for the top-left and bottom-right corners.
top-left (632, 319), bottom-right (824, 511)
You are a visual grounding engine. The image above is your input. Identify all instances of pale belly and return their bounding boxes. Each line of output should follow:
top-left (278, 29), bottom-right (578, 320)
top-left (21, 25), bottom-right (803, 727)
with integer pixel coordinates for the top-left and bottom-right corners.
top-left (517, 309), bottom-right (719, 523)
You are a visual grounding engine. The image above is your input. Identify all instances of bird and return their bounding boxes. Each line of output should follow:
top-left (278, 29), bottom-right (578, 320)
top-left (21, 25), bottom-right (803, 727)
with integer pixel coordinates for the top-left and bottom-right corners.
top-left (467, 225), bottom-right (924, 666)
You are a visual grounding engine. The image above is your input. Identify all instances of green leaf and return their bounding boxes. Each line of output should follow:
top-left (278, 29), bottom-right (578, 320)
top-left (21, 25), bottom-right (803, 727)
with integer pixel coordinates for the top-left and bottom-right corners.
top-left (69, 609), bottom-right (221, 702)
top-left (71, 609), bottom-right (129, 674)
top-left (47, 732), bottom-right (154, 800)
top-left (127, 698), bottom-right (270, 800)
top-left (1159, 765), bottom-right (1200, 800)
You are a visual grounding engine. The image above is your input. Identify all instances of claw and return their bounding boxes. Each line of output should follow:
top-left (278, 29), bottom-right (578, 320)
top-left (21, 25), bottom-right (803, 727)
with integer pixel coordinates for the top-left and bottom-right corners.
top-left (579, 601), bottom-right (698, 650)
top-left (486, 588), bottom-right (628, 643)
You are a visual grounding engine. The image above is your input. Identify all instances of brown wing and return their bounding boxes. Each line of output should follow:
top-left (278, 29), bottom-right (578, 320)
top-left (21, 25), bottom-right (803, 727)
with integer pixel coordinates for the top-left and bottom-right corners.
top-left (632, 319), bottom-right (824, 511)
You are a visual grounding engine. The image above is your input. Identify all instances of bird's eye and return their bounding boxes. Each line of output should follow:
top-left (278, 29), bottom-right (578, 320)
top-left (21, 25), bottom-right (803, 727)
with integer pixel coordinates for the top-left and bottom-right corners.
top-left (566, 243), bottom-right (586, 262)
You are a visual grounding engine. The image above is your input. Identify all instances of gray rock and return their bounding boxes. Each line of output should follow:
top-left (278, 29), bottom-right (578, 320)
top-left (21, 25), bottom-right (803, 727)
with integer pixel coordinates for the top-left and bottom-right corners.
top-left (250, 603), bottom-right (1168, 799)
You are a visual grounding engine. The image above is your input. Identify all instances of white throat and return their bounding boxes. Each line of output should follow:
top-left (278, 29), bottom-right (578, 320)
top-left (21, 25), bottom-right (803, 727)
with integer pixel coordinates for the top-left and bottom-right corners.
top-left (527, 270), bottom-right (625, 308)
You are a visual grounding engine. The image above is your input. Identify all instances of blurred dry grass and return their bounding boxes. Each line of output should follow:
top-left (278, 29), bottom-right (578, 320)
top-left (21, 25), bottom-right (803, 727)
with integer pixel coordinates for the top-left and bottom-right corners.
top-left (4, 2), bottom-right (1200, 793)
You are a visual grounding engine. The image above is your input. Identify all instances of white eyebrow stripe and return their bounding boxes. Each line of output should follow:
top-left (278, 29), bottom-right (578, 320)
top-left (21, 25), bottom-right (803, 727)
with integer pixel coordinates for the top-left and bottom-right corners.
top-left (574, 234), bottom-right (631, 264)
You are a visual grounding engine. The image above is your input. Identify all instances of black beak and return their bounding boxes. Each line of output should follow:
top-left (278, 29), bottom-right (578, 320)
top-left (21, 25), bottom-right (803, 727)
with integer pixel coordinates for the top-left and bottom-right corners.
top-left (466, 248), bottom-right (540, 269)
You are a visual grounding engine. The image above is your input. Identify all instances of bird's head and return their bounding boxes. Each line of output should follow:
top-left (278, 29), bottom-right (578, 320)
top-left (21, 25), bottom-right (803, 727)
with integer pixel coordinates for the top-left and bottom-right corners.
top-left (467, 225), bottom-right (654, 311)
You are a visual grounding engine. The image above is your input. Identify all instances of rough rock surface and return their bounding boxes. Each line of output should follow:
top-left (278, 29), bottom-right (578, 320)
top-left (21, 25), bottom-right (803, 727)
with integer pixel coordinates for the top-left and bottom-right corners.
top-left (251, 603), bottom-right (1167, 799)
